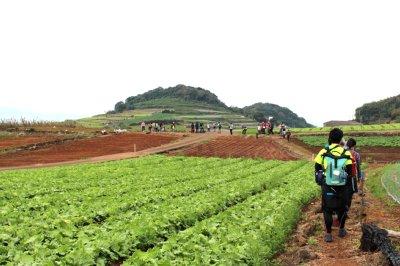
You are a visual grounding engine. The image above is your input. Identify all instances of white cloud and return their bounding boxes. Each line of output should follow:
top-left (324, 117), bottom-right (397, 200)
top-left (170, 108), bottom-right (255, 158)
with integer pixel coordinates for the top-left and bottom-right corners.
top-left (1, 0), bottom-right (399, 126)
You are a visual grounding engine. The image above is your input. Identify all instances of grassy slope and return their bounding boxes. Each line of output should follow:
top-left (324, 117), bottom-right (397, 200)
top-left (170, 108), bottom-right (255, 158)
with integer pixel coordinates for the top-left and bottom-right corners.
top-left (77, 98), bottom-right (256, 130)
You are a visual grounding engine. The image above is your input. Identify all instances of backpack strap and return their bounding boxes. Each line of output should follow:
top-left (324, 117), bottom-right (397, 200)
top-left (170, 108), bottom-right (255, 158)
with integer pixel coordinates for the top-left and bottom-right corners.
top-left (339, 149), bottom-right (351, 159)
top-left (322, 145), bottom-right (349, 168)
top-left (322, 144), bottom-right (339, 158)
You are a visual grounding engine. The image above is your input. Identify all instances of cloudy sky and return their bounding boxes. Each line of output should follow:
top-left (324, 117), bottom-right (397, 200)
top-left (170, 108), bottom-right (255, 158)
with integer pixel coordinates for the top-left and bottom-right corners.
top-left (1, 1), bottom-right (399, 126)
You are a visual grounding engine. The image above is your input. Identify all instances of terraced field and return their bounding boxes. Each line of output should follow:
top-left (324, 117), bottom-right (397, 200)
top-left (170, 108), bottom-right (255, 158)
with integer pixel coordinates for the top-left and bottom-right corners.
top-left (0, 155), bottom-right (318, 265)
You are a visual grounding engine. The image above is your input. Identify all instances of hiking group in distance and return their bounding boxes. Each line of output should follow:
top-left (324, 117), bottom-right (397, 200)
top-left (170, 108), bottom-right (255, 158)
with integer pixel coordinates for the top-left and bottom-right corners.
top-left (138, 117), bottom-right (293, 139)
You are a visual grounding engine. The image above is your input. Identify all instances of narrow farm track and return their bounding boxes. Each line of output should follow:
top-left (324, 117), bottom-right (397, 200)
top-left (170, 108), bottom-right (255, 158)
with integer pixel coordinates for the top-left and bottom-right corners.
top-left (273, 137), bottom-right (400, 265)
top-left (273, 136), bottom-right (314, 160)
top-left (0, 132), bottom-right (220, 171)
top-left (277, 181), bottom-right (400, 266)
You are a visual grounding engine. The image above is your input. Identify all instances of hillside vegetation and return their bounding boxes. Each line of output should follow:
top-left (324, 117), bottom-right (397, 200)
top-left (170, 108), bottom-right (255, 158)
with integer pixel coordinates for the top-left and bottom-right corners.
top-left (356, 94), bottom-right (400, 124)
top-left (113, 84), bottom-right (227, 113)
top-left (243, 102), bottom-right (313, 128)
top-left (79, 85), bottom-right (313, 129)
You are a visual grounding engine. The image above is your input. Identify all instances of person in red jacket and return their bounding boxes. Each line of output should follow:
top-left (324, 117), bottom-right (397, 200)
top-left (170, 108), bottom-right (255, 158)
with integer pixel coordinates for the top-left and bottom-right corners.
top-left (346, 138), bottom-right (364, 196)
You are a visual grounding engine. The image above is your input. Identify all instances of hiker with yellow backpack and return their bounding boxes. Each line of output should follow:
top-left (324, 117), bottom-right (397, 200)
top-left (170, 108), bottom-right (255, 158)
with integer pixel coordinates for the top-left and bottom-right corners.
top-left (314, 128), bottom-right (355, 243)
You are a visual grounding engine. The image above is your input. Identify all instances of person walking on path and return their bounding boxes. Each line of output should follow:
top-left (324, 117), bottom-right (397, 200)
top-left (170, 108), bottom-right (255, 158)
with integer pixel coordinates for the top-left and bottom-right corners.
top-left (218, 122), bottom-right (222, 133)
top-left (229, 123), bottom-right (234, 135)
top-left (286, 128), bottom-right (291, 142)
top-left (346, 138), bottom-right (365, 196)
top-left (242, 125), bottom-right (247, 135)
top-left (314, 128), bottom-right (353, 243)
top-left (281, 125), bottom-right (287, 139)
top-left (141, 121), bottom-right (146, 132)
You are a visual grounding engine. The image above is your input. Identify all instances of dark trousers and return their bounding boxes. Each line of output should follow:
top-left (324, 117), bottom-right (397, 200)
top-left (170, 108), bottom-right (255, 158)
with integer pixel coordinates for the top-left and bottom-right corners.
top-left (323, 207), bottom-right (347, 233)
top-left (322, 184), bottom-right (351, 233)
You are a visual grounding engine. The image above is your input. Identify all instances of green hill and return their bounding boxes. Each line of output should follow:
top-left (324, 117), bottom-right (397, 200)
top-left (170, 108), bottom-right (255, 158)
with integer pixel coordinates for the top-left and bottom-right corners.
top-left (355, 94), bottom-right (400, 124)
top-left (114, 85), bottom-right (227, 112)
top-left (78, 85), bottom-right (313, 130)
top-left (242, 102), bottom-right (313, 128)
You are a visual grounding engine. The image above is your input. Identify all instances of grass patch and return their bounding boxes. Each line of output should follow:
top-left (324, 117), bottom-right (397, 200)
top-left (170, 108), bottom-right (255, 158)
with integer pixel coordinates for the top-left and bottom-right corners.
top-left (307, 237), bottom-right (318, 246)
top-left (366, 166), bottom-right (398, 207)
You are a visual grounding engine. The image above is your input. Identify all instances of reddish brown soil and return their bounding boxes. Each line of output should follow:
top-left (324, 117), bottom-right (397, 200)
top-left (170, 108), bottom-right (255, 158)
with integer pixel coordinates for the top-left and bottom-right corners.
top-left (0, 135), bottom-right (65, 150)
top-left (0, 133), bottom-right (180, 167)
top-left (292, 137), bottom-right (400, 163)
top-left (168, 135), bottom-right (297, 160)
top-left (276, 170), bottom-right (400, 266)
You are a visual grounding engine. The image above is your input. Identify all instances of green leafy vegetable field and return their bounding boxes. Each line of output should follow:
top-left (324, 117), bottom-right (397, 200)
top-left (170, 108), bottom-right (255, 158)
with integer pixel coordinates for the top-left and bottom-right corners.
top-left (0, 155), bottom-right (318, 265)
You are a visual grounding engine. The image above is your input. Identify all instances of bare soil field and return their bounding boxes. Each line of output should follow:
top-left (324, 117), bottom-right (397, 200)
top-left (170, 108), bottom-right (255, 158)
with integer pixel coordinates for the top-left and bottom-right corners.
top-left (0, 134), bottom-right (65, 150)
top-left (0, 133), bottom-right (181, 167)
top-left (168, 135), bottom-right (298, 160)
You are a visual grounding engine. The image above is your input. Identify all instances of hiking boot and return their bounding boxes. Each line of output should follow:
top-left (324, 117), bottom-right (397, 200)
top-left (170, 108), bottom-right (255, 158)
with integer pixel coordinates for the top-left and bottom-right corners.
top-left (338, 228), bottom-right (347, 238)
top-left (324, 233), bottom-right (333, 242)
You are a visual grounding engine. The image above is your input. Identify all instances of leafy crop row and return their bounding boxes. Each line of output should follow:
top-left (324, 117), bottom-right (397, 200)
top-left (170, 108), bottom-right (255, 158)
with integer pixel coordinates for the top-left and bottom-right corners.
top-left (125, 162), bottom-right (319, 265)
top-left (0, 155), bottom-right (316, 265)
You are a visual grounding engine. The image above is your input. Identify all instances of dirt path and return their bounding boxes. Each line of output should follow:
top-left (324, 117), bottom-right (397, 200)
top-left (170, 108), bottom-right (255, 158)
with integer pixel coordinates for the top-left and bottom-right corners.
top-left (272, 135), bottom-right (314, 160)
top-left (276, 170), bottom-right (400, 266)
top-left (266, 138), bottom-right (399, 265)
top-left (0, 133), bottom-right (220, 171)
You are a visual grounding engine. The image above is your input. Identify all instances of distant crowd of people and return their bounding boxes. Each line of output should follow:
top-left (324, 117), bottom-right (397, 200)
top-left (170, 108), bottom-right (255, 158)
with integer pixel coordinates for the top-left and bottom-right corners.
top-left (257, 120), bottom-right (274, 135)
top-left (140, 121), bottom-right (177, 132)
top-left (254, 119), bottom-right (291, 141)
top-left (189, 122), bottom-right (235, 135)
top-left (138, 120), bottom-right (294, 139)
